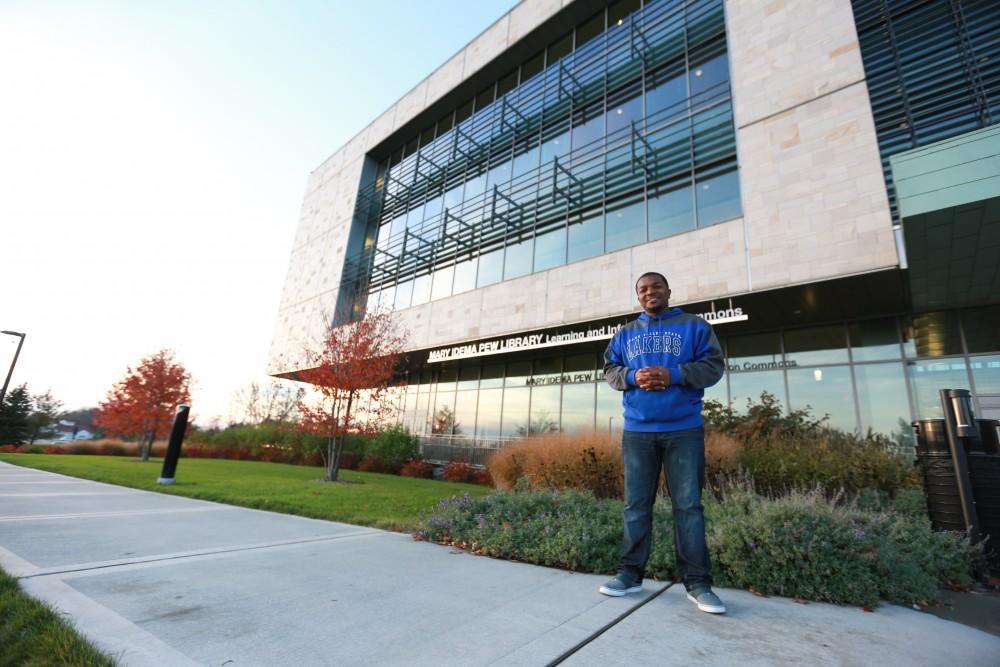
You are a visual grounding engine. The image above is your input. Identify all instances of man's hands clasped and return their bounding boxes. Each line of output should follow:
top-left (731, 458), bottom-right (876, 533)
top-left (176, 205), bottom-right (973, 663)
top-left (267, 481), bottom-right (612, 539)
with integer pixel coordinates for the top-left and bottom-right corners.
top-left (635, 365), bottom-right (670, 391)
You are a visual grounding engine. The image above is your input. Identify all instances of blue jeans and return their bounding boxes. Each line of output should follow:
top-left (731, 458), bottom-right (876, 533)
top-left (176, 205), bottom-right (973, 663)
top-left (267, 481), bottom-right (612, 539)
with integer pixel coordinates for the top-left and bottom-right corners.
top-left (620, 427), bottom-right (711, 591)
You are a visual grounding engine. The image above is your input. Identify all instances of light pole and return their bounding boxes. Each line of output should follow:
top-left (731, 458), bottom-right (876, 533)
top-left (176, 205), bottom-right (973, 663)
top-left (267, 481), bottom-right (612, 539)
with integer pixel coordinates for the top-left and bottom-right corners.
top-left (1, 331), bottom-right (26, 407)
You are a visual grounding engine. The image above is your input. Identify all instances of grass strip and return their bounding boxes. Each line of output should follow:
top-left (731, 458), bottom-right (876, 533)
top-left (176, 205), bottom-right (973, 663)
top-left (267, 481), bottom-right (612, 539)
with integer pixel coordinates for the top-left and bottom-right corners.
top-left (0, 567), bottom-right (117, 667)
top-left (0, 454), bottom-right (489, 532)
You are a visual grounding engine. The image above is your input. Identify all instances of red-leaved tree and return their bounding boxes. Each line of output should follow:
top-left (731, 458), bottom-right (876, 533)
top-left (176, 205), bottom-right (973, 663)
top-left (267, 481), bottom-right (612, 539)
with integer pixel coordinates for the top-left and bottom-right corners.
top-left (297, 312), bottom-right (406, 482)
top-left (96, 350), bottom-right (192, 461)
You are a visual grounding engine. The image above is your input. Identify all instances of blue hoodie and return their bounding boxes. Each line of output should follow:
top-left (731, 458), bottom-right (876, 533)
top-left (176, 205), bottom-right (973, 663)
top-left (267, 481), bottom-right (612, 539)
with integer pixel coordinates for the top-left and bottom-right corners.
top-left (604, 308), bottom-right (725, 432)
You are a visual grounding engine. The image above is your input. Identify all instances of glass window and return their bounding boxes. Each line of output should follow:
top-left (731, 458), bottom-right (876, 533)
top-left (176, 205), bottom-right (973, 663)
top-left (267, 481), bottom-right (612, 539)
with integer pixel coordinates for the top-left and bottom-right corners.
top-left (414, 391), bottom-right (430, 434)
top-left (608, 0), bottom-right (640, 26)
top-left (689, 52), bottom-right (730, 109)
top-left (430, 265), bottom-right (454, 301)
top-left (453, 258), bottom-right (477, 294)
top-left (783, 325), bottom-right (848, 366)
top-left (453, 390), bottom-right (478, 438)
top-left (424, 193), bottom-right (444, 221)
top-left (481, 363), bottom-right (504, 389)
top-left (561, 383), bottom-right (596, 432)
top-left (596, 381), bottom-right (623, 432)
top-left (848, 318), bottom-right (901, 361)
top-left (410, 273), bottom-right (432, 306)
top-left (458, 364), bottom-right (480, 390)
top-left (962, 306), bottom-right (1000, 353)
top-left (505, 361), bottom-right (532, 387)
top-left (606, 88), bottom-right (644, 138)
top-left (568, 210), bottom-right (604, 263)
top-left (464, 171), bottom-right (487, 201)
top-left (487, 159), bottom-right (512, 190)
top-left (501, 387), bottom-right (530, 437)
top-left (646, 67), bottom-right (686, 124)
top-left (444, 183), bottom-right (464, 211)
top-left (648, 183), bottom-right (695, 240)
top-left (787, 366), bottom-right (856, 433)
top-left (903, 312), bottom-right (963, 358)
top-left (521, 51), bottom-right (545, 81)
top-left (431, 390), bottom-right (456, 434)
top-left (547, 32), bottom-right (573, 65)
top-left (540, 131), bottom-right (569, 165)
top-left (394, 279), bottom-right (413, 310)
top-left (572, 104), bottom-right (605, 153)
top-left (576, 11), bottom-right (605, 46)
top-left (854, 363), bottom-right (913, 444)
top-left (532, 357), bottom-right (561, 381)
top-left (605, 199), bottom-right (645, 252)
top-left (504, 238), bottom-right (533, 280)
top-left (477, 248), bottom-right (504, 287)
top-left (476, 388), bottom-right (503, 437)
top-left (534, 225), bottom-right (566, 272)
top-left (437, 366), bottom-right (458, 390)
top-left (530, 385), bottom-right (562, 434)
top-left (512, 145), bottom-right (540, 179)
top-left (727, 332), bottom-right (781, 367)
top-left (970, 355), bottom-right (1000, 394)
top-left (703, 376), bottom-right (727, 407)
top-left (729, 370), bottom-right (785, 413)
top-left (695, 170), bottom-right (741, 226)
top-left (908, 358), bottom-right (971, 419)
top-left (564, 352), bottom-right (596, 374)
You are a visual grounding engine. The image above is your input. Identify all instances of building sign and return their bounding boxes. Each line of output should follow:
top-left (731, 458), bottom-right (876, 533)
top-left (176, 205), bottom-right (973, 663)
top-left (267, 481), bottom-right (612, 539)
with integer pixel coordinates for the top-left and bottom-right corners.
top-left (426, 301), bottom-right (750, 363)
top-left (427, 324), bottom-right (625, 363)
top-left (726, 360), bottom-right (797, 373)
top-left (525, 370), bottom-right (604, 386)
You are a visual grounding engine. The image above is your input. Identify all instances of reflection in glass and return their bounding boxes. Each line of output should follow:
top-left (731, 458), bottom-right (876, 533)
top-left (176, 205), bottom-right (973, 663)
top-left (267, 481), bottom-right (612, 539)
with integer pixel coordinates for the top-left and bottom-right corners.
top-left (431, 391), bottom-right (456, 434)
top-left (453, 258), bottom-right (477, 294)
top-left (695, 170), bottom-right (741, 226)
top-left (501, 387), bottom-right (531, 437)
top-left (648, 183), bottom-right (695, 240)
top-left (904, 312), bottom-right (963, 358)
top-left (505, 361), bottom-right (532, 387)
top-left (477, 248), bottom-right (504, 287)
top-left (453, 390), bottom-right (478, 437)
top-left (727, 333), bottom-right (781, 367)
top-left (530, 386), bottom-right (562, 434)
top-left (605, 200), bottom-right (645, 252)
top-left (970, 355), bottom-right (1000, 394)
top-left (597, 381), bottom-right (623, 432)
top-left (476, 388), bottom-right (503, 437)
top-left (504, 238), bottom-right (533, 280)
top-left (689, 53), bottom-right (730, 109)
top-left (908, 358), bottom-right (970, 418)
top-left (854, 363), bottom-right (912, 446)
top-left (561, 383), bottom-right (596, 432)
top-left (787, 366), bottom-right (856, 432)
top-left (783, 325), bottom-right (848, 366)
top-left (703, 375), bottom-right (727, 407)
top-left (534, 226), bottom-right (567, 272)
top-left (848, 319), bottom-right (900, 361)
top-left (646, 68), bottom-right (686, 123)
top-left (480, 363), bottom-right (504, 389)
top-left (729, 370), bottom-right (785, 413)
top-left (394, 279), bottom-right (413, 310)
top-left (457, 364), bottom-right (479, 390)
top-left (410, 273), bottom-right (432, 306)
top-left (431, 265), bottom-right (454, 301)
top-left (568, 211), bottom-right (604, 263)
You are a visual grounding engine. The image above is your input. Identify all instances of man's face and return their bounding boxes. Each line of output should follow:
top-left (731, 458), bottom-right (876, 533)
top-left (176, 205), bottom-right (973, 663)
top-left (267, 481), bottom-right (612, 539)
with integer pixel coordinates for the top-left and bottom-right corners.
top-left (636, 275), bottom-right (671, 316)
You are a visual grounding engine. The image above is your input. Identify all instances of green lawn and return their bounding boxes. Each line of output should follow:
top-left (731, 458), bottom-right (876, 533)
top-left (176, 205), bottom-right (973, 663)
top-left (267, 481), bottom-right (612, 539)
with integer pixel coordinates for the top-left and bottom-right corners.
top-left (0, 454), bottom-right (489, 532)
top-left (0, 567), bottom-right (117, 666)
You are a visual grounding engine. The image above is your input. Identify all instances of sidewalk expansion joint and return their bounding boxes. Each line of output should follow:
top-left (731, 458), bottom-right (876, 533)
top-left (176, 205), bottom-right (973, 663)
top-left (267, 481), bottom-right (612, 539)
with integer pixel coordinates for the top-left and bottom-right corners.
top-left (545, 582), bottom-right (673, 667)
top-left (17, 530), bottom-right (382, 580)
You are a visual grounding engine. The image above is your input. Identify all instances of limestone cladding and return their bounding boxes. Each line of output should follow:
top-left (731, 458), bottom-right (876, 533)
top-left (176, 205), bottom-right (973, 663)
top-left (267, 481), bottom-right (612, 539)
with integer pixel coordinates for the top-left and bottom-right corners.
top-left (393, 219), bottom-right (748, 352)
top-left (727, 0), bottom-right (897, 290)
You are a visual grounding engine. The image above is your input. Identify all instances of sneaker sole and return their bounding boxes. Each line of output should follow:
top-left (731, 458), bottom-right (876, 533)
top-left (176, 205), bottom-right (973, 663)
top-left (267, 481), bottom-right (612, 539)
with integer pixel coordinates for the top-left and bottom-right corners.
top-left (687, 593), bottom-right (726, 614)
top-left (599, 584), bottom-right (643, 597)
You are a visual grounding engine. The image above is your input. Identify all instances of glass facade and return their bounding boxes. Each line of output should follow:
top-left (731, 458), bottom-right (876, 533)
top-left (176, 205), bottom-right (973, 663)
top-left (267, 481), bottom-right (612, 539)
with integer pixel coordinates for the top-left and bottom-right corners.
top-left (340, 0), bottom-right (741, 318)
top-left (349, 305), bottom-right (1000, 456)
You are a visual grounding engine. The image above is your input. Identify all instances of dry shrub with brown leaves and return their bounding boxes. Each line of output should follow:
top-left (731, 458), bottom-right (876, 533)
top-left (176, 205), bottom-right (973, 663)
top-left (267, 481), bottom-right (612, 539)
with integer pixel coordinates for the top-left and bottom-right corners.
top-left (488, 431), bottom-right (624, 499)
top-left (488, 428), bottom-right (743, 499)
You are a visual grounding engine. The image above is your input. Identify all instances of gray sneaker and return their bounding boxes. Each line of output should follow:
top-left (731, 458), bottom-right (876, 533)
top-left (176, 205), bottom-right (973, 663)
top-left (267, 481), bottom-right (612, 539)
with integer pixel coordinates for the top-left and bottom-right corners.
top-left (687, 588), bottom-right (726, 614)
top-left (599, 574), bottom-right (642, 597)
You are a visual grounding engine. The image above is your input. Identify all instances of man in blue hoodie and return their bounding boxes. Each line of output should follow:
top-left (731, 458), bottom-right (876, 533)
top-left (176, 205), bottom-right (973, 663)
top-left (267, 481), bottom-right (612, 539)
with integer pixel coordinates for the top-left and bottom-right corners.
top-left (598, 272), bottom-right (727, 614)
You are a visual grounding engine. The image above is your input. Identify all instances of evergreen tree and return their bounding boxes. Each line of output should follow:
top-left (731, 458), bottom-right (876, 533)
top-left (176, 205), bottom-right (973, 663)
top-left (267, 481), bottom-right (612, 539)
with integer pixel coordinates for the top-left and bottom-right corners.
top-left (0, 384), bottom-right (32, 445)
top-left (27, 389), bottom-right (63, 444)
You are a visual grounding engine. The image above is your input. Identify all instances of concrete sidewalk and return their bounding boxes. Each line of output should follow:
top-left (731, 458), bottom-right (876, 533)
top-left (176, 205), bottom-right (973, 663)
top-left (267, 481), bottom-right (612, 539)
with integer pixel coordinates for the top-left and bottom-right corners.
top-left (1, 460), bottom-right (997, 666)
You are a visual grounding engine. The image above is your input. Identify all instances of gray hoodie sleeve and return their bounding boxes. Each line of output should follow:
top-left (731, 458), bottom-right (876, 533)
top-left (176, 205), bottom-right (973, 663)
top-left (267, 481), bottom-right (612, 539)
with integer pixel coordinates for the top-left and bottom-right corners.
top-left (678, 321), bottom-right (725, 390)
top-left (603, 334), bottom-right (632, 391)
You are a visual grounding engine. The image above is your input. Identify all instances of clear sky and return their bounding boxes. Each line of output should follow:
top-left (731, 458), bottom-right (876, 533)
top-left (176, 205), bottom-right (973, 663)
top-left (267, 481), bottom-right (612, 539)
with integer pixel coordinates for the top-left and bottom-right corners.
top-left (0, 0), bottom-right (518, 426)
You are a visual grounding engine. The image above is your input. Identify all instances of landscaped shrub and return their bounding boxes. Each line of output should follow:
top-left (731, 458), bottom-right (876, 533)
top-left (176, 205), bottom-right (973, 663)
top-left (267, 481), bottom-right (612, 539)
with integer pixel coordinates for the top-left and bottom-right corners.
top-left (400, 459), bottom-right (434, 479)
top-left (357, 455), bottom-right (399, 474)
top-left (366, 425), bottom-right (419, 468)
top-left (487, 431), bottom-right (623, 498)
top-left (442, 462), bottom-right (491, 485)
top-left (417, 484), bottom-right (978, 607)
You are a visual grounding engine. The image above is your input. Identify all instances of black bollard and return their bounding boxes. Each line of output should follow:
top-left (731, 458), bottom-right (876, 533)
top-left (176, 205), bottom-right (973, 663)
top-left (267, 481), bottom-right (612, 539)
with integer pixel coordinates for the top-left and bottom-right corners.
top-left (939, 389), bottom-right (980, 545)
top-left (158, 404), bottom-right (190, 485)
